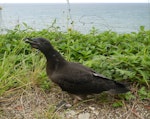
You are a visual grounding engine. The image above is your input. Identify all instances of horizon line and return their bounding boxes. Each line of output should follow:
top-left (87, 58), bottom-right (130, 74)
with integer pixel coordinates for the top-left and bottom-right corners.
top-left (0, 2), bottom-right (149, 4)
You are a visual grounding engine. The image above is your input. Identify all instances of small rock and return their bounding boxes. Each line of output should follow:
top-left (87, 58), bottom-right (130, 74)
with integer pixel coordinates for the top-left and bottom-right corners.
top-left (65, 103), bottom-right (72, 108)
top-left (67, 110), bottom-right (76, 117)
top-left (89, 106), bottom-right (95, 111)
top-left (78, 112), bottom-right (90, 119)
top-left (93, 110), bottom-right (99, 116)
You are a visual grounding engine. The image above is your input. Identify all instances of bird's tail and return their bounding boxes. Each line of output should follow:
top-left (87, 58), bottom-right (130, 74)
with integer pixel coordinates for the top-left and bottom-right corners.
top-left (93, 73), bottom-right (130, 94)
top-left (108, 81), bottom-right (130, 94)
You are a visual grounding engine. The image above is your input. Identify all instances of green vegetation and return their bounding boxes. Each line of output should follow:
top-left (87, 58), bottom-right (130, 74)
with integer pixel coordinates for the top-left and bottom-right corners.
top-left (0, 25), bottom-right (150, 101)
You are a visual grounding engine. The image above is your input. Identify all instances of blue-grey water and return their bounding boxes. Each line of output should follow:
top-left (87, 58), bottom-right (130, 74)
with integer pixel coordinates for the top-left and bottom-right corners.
top-left (0, 3), bottom-right (150, 33)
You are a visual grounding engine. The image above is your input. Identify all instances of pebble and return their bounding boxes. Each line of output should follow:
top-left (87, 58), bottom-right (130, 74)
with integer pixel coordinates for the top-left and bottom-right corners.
top-left (89, 106), bottom-right (95, 111)
top-left (78, 112), bottom-right (90, 119)
top-left (67, 110), bottom-right (76, 117)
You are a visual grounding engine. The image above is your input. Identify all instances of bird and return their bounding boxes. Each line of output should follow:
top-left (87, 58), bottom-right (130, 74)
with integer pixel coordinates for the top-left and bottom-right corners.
top-left (24, 37), bottom-right (129, 101)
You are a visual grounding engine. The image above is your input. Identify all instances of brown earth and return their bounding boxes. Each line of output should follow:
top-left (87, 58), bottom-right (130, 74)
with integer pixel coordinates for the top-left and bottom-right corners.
top-left (0, 86), bottom-right (150, 119)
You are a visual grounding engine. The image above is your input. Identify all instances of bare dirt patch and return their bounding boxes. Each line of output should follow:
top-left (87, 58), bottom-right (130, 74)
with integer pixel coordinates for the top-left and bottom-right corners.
top-left (0, 87), bottom-right (149, 119)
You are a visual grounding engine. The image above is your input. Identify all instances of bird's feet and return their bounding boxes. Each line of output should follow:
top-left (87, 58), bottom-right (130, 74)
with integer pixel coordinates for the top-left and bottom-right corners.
top-left (70, 94), bottom-right (86, 104)
top-left (55, 100), bottom-right (72, 111)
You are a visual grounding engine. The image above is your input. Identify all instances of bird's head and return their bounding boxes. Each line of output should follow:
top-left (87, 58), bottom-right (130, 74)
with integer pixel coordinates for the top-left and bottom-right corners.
top-left (24, 37), bottom-right (53, 53)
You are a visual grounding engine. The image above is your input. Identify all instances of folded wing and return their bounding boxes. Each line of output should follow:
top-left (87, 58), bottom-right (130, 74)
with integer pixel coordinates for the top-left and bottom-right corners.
top-left (50, 62), bottom-right (129, 95)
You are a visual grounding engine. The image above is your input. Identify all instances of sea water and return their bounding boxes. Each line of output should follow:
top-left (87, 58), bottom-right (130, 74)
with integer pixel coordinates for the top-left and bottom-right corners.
top-left (0, 3), bottom-right (149, 33)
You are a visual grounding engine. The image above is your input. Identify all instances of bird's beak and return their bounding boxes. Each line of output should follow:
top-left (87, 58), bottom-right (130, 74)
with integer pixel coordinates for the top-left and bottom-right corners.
top-left (24, 38), bottom-right (39, 48)
top-left (24, 38), bottom-right (34, 44)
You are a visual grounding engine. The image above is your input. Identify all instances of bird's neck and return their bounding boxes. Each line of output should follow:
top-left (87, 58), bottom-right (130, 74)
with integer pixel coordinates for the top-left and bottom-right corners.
top-left (43, 48), bottom-right (67, 73)
top-left (46, 50), bottom-right (66, 64)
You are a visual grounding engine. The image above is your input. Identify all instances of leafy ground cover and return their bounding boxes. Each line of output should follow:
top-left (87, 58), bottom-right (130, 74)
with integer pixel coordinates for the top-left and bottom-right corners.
top-left (0, 25), bottom-right (150, 118)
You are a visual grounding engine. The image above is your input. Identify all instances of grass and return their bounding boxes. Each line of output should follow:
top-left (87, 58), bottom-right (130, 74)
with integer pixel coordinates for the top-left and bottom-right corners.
top-left (0, 24), bottom-right (150, 119)
top-left (0, 24), bottom-right (150, 102)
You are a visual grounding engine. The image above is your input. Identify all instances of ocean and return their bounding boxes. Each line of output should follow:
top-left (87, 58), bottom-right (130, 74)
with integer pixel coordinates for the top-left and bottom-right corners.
top-left (0, 3), bottom-right (150, 33)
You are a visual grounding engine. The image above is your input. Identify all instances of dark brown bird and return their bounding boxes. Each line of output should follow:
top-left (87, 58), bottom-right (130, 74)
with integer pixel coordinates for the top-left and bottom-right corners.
top-left (24, 37), bottom-right (129, 98)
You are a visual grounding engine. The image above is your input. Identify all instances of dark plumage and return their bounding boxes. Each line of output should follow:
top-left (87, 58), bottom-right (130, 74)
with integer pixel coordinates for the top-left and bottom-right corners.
top-left (24, 37), bottom-right (129, 95)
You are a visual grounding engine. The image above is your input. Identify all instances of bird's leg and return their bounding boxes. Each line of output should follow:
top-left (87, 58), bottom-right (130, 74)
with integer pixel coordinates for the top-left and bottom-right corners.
top-left (70, 94), bottom-right (86, 104)
top-left (55, 91), bottom-right (71, 110)
top-left (56, 100), bottom-right (67, 110)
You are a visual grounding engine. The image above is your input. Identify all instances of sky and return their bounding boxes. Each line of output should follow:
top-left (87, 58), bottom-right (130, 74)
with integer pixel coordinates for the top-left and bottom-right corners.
top-left (0, 0), bottom-right (149, 3)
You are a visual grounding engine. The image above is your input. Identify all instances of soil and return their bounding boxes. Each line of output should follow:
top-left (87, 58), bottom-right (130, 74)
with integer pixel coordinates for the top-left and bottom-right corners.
top-left (0, 86), bottom-right (150, 119)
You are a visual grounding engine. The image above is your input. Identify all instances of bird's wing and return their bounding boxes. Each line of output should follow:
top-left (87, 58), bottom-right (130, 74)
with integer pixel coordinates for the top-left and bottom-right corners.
top-left (65, 62), bottom-right (109, 82)
top-left (52, 62), bottom-right (109, 84)
top-left (51, 62), bottom-right (112, 94)
top-left (51, 64), bottom-right (94, 84)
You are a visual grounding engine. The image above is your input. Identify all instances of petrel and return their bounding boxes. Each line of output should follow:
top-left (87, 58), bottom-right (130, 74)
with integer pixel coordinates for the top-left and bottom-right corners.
top-left (24, 37), bottom-right (129, 100)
